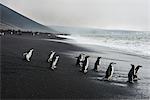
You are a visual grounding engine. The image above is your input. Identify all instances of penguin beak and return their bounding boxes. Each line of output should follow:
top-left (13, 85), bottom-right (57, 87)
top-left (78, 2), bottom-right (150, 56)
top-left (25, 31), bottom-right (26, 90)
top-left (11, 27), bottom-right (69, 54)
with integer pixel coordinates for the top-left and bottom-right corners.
top-left (138, 65), bottom-right (142, 67)
top-left (111, 62), bottom-right (116, 64)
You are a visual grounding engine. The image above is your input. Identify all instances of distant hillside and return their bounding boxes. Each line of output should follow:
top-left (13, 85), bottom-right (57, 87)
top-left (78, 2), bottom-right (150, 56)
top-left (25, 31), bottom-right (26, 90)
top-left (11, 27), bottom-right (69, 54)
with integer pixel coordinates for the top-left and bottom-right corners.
top-left (0, 4), bottom-right (55, 33)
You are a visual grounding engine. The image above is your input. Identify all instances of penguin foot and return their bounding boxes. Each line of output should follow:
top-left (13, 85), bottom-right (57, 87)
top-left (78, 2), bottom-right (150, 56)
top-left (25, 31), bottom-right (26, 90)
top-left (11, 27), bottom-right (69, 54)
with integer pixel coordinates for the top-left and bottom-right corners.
top-left (26, 59), bottom-right (30, 62)
top-left (133, 78), bottom-right (139, 81)
top-left (93, 69), bottom-right (99, 72)
top-left (107, 77), bottom-right (112, 81)
top-left (23, 53), bottom-right (27, 56)
top-left (95, 69), bottom-right (99, 72)
top-left (83, 70), bottom-right (88, 74)
top-left (102, 78), bottom-right (109, 81)
top-left (127, 81), bottom-right (134, 84)
top-left (51, 67), bottom-right (55, 71)
top-left (48, 59), bottom-right (52, 63)
top-left (53, 66), bottom-right (57, 69)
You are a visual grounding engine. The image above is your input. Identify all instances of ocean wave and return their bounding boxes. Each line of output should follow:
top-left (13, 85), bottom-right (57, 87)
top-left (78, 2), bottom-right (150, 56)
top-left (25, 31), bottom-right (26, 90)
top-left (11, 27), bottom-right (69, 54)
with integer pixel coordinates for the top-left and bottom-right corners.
top-left (61, 31), bottom-right (150, 56)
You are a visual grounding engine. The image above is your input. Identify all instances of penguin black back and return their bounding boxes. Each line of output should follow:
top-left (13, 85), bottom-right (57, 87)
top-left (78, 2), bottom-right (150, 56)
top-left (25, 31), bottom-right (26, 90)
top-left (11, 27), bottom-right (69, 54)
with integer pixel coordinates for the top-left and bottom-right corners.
top-left (128, 64), bottom-right (135, 83)
top-left (128, 64), bottom-right (135, 75)
top-left (105, 62), bottom-right (116, 78)
top-left (105, 63), bottom-right (112, 78)
top-left (94, 57), bottom-right (101, 70)
top-left (95, 57), bottom-right (101, 65)
top-left (76, 54), bottom-right (82, 66)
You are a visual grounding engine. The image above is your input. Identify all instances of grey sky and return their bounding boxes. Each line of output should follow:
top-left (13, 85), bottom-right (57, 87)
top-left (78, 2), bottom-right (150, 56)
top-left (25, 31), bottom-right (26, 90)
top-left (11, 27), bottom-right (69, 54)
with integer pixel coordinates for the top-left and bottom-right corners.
top-left (1, 0), bottom-right (150, 31)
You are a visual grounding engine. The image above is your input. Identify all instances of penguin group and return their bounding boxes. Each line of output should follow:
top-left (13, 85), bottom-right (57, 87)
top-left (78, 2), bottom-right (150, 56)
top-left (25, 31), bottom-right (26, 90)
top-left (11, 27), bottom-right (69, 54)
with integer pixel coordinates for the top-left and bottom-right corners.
top-left (75, 53), bottom-right (85, 68)
top-left (75, 54), bottom-right (90, 74)
top-left (76, 53), bottom-right (142, 83)
top-left (22, 49), bottom-right (142, 84)
top-left (47, 51), bottom-right (59, 70)
top-left (128, 64), bottom-right (142, 83)
top-left (23, 49), bottom-right (59, 71)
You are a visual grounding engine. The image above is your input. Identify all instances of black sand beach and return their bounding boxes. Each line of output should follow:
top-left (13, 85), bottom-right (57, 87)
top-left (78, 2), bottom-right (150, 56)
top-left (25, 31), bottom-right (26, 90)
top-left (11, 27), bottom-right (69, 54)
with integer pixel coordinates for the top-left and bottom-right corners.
top-left (1, 34), bottom-right (150, 99)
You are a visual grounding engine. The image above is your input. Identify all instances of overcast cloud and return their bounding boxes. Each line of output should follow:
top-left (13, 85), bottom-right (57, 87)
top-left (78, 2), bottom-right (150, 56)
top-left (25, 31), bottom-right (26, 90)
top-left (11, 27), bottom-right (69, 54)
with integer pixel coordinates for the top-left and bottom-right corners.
top-left (1, 0), bottom-right (150, 31)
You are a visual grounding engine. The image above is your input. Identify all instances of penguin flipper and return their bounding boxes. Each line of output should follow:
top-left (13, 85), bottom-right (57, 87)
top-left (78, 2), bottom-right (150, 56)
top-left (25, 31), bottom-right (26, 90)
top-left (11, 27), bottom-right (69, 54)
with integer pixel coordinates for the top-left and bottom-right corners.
top-left (23, 52), bottom-right (27, 56)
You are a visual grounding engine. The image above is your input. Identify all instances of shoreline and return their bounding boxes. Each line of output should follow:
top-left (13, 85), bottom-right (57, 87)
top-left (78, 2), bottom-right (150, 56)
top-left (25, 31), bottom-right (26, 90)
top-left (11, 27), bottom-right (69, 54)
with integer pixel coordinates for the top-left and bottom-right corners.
top-left (56, 34), bottom-right (150, 58)
top-left (1, 35), bottom-right (150, 99)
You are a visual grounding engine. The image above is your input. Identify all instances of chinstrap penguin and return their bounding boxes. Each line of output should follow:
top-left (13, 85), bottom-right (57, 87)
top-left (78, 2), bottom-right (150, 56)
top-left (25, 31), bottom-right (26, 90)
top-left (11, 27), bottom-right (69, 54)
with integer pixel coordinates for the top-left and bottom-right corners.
top-left (48, 51), bottom-right (56, 62)
top-left (133, 65), bottom-right (142, 81)
top-left (104, 62), bottom-right (116, 80)
top-left (127, 64), bottom-right (135, 83)
top-left (51, 55), bottom-right (59, 70)
top-left (93, 57), bottom-right (102, 72)
top-left (23, 48), bottom-right (34, 62)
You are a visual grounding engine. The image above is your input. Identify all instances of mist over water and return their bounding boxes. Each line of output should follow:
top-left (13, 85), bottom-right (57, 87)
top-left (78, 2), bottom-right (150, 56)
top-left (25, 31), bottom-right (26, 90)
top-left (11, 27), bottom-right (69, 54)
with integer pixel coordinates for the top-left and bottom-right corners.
top-left (63, 31), bottom-right (150, 56)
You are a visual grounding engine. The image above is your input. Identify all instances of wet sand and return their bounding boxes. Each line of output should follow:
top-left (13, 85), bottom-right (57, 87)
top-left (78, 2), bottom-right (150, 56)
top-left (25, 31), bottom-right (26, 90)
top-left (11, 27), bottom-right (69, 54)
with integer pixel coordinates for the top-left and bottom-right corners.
top-left (1, 34), bottom-right (150, 99)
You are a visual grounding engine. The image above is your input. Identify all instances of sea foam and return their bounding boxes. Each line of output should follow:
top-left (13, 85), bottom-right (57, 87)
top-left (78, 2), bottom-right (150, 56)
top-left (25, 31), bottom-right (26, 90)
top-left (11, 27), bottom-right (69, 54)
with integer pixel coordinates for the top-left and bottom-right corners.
top-left (59, 31), bottom-right (150, 56)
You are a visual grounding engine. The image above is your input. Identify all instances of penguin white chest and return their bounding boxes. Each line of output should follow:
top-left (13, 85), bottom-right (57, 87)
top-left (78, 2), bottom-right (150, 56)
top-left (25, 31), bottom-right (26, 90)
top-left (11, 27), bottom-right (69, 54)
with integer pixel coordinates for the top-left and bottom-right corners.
top-left (85, 58), bottom-right (89, 70)
top-left (97, 60), bottom-right (101, 68)
top-left (98, 60), bottom-right (101, 65)
top-left (48, 52), bottom-right (55, 62)
top-left (110, 67), bottom-right (114, 77)
top-left (107, 66), bottom-right (114, 80)
top-left (53, 57), bottom-right (59, 66)
top-left (80, 55), bottom-right (84, 62)
top-left (26, 50), bottom-right (33, 61)
top-left (108, 67), bottom-right (114, 80)
top-left (50, 52), bottom-right (55, 60)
